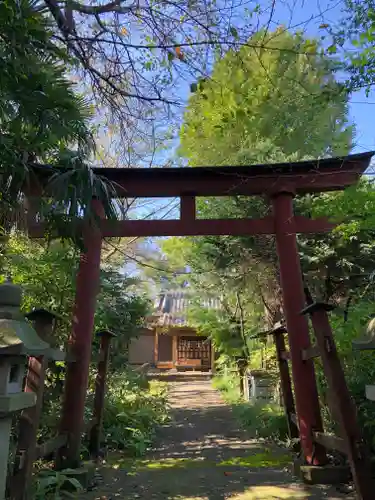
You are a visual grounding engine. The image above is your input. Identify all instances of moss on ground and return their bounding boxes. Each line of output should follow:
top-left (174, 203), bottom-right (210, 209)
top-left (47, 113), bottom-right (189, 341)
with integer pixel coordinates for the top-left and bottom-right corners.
top-left (105, 448), bottom-right (291, 474)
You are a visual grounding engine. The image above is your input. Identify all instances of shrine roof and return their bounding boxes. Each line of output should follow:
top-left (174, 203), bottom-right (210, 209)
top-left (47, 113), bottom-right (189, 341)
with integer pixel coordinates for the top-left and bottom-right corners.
top-left (149, 289), bottom-right (221, 328)
top-left (29, 151), bottom-right (374, 198)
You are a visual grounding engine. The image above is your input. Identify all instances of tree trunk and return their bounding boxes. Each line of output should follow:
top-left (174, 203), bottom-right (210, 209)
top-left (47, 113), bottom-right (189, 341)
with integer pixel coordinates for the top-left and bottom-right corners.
top-left (236, 358), bottom-right (248, 398)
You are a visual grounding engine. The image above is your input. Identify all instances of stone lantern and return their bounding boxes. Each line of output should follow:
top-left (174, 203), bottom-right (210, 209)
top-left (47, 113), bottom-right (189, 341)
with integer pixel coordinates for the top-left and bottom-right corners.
top-left (0, 282), bottom-right (49, 500)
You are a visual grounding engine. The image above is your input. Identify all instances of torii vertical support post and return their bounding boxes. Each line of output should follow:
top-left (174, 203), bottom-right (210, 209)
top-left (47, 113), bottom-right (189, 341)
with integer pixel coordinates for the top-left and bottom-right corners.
top-left (57, 201), bottom-right (104, 469)
top-left (271, 191), bottom-right (326, 465)
top-left (89, 330), bottom-right (116, 460)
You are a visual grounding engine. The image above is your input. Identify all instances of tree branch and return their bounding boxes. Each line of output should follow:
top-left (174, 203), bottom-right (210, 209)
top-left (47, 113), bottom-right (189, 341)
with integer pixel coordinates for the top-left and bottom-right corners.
top-left (68, 0), bottom-right (137, 15)
top-left (44, 0), bottom-right (178, 104)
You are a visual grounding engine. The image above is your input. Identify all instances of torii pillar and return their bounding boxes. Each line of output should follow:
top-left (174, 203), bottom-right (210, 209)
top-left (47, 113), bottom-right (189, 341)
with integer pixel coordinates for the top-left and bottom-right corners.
top-left (272, 189), bottom-right (326, 465)
top-left (57, 201), bottom-right (104, 468)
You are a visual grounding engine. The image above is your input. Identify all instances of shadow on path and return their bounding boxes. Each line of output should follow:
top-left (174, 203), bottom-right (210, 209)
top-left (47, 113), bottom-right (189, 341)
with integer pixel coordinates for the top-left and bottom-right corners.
top-left (83, 375), bottom-right (354, 500)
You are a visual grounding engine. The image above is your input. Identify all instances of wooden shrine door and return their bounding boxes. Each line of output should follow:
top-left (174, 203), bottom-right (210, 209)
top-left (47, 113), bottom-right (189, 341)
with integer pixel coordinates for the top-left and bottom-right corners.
top-left (177, 336), bottom-right (211, 368)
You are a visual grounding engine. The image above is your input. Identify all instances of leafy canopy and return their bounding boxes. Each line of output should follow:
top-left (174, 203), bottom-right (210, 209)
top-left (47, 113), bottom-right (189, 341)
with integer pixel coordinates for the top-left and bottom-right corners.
top-left (180, 28), bottom-right (353, 167)
top-left (330, 0), bottom-right (375, 94)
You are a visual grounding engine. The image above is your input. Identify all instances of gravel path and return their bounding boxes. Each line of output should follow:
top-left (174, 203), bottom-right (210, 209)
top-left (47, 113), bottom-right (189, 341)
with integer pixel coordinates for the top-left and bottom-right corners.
top-left (84, 375), bottom-right (355, 500)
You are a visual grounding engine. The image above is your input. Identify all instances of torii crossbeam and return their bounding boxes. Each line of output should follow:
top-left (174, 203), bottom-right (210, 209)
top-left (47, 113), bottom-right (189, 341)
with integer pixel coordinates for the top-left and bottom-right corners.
top-left (25, 151), bottom-right (374, 468)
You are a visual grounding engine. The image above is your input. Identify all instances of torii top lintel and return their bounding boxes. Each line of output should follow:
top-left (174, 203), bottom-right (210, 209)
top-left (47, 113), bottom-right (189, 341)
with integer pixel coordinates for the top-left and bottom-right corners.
top-left (27, 151), bottom-right (374, 238)
top-left (30, 151), bottom-right (374, 199)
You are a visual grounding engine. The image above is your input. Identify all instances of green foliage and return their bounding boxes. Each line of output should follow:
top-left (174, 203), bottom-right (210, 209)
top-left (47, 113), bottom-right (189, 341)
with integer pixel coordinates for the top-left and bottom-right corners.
top-left (212, 369), bottom-right (241, 402)
top-left (331, 1), bottom-right (375, 94)
top-left (188, 303), bottom-right (259, 360)
top-left (34, 372), bottom-right (169, 491)
top-left (0, 0), bottom-right (92, 224)
top-left (213, 374), bottom-right (288, 442)
top-left (0, 0), bottom-right (92, 161)
top-left (248, 344), bottom-right (278, 373)
top-left (33, 469), bottom-right (83, 500)
top-left (95, 268), bottom-right (150, 368)
top-left (298, 180), bottom-right (375, 302)
top-left (310, 179), bottom-right (375, 237)
top-left (98, 371), bottom-right (169, 456)
top-left (233, 402), bottom-right (289, 441)
top-left (2, 234), bottom-right (149, 349)
top-left (2, 234), bottom-right (78, 341)
top-left (180, 28), bottom-right (353, 166)
top-left (160, 232), bottom-right (269, 373)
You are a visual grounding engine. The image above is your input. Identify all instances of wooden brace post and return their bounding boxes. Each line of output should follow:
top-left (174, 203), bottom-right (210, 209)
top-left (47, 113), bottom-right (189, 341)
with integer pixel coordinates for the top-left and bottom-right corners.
top-left (271, 324), bottom-right (299, 443)
top-left (302, 302), bottom-right (375, 500)
top-left (89, 330), bottom-right (116, 459)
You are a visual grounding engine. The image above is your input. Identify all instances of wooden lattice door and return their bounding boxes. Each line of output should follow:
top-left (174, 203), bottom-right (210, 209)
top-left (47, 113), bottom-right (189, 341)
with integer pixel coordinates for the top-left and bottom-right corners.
top-left (178, 336), bottom-right (210, 367)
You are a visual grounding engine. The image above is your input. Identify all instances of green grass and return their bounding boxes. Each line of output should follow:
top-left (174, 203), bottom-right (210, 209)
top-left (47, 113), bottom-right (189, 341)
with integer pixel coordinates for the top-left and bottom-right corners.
top-left (212, 372), bottom-right (241, 403)
top-left (232, 401), bottom-right (289, 440)
top-left (217, 450), bottom-right (291, 468)
top-left (213, 374), bottom-right (289, 441)
top-left (105, 449), bottom-right (291, 473)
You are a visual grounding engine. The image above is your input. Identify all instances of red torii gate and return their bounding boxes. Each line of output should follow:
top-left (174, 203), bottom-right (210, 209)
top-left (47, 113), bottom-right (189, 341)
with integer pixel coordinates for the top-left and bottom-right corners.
top-left (26, 151), bottom-right (373, 468)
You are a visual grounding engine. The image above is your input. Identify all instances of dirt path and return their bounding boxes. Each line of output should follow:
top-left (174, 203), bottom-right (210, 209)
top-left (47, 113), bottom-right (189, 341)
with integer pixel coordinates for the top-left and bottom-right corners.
top-left (85, 375), bottom-right (354, 500)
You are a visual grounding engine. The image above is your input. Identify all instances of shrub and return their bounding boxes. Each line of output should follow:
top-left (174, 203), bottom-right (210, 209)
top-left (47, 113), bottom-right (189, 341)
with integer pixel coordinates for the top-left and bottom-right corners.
top-left (213, 373), bottom-right (288, 442)
top-left (32, 469), bottom-right (83, 500)
top-left (233, 401), bottom-right (289, 441)
top-left (212, 371), bottom-right (240, 402)
top-left (99, 370), bottom-right (169, 456)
